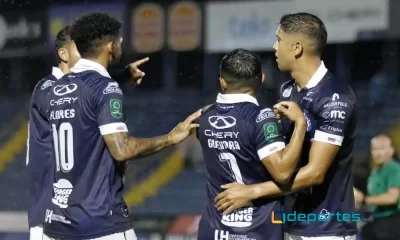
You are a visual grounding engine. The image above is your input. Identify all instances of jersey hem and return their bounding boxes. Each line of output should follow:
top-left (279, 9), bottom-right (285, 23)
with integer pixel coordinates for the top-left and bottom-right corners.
top-left (284, 228), bottom-right (358, 237)
top-left (44, 222), bottom-right (132, 239)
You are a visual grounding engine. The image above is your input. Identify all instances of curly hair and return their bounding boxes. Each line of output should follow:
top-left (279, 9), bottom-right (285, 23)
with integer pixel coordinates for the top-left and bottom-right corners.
top-left (55, 25), bottom-right (72, 63)
top-left (70, 12), bottom-right (121, 58)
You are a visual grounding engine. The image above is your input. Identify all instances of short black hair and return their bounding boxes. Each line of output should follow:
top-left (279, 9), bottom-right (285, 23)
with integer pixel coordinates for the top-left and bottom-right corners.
top-left (220, 49), bottom-right (262, 90)
top-left (70, 12), bottom-right (121, 58)
top-left (279, 12), bottom-right (327, 55)
top-left (55, 25), bottom-right (72, 64)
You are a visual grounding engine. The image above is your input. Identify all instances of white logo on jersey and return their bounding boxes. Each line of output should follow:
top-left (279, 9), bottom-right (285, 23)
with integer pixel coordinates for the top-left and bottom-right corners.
top-left (103, 82), bottom-right (122, 95)
top-left (221, 207), bottom-right (253, 228)
top-left (53, 84), bottom-right (77, 96)
top-left (52, 179), bottom-right (73, 208)
top-left (256, 108), bottom-right (275, 123)
top-left (209, 116), bottom-right (236, 129)
top-left (282, 86), bottom-right (293, 97)
top-left (332, 93), bottom-right (339, 101)
top-left (330, 110), bottom-right (346, 119)
top-left (45, 209), bottom-right (53, 223)
top-left (41, 80), bottom-right (55, 90)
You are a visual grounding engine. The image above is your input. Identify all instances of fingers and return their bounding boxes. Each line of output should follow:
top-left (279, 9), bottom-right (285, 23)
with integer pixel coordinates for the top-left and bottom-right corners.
top-left (215, 191), bottom-right (226, 203)
top-left (217, 202), bottom-right (231, 212)
top-left (188, 123), bottom-right (200, 129)
top-left (221, 183), bottom-right (234, 189)
top-left (132, 57), bottom-right (150, 67)
top-left (184, 109), bottom-right (202, 125)
top-left (223, 205), bottom-right (236, 215)
top-left (273, 103), bottom-right (290, 115)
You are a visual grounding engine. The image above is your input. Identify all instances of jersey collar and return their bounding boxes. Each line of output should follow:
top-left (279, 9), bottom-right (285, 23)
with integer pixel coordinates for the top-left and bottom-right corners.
top-left (52, 67), bottom-right (64, 79)
top-left (216, 93), bottom-right (259, 106)
top-left (304, 61), bottom-right (328, 89)
top-left (71, 59), bottom-right (111, 78)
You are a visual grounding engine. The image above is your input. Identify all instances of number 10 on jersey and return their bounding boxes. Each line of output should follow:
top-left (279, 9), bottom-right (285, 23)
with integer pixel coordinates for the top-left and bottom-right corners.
top-left (52, 123), bottom-right (74, 172)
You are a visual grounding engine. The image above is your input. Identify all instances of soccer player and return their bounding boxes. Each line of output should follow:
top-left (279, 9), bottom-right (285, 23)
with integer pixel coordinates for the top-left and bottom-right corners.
top-left (196, 49), bottom-right (308, 240)
top-left (27, 25), bottom-right (80, 240)
top-left (42, 13), bottom-right (200, 240)
top-left (215, 13), bottom-right (358, 240)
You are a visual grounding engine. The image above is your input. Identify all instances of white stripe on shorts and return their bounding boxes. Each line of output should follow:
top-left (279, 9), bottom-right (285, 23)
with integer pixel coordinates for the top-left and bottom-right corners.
top-left (43, 229), bottom-right (137, 240)
top-left (284, 233), bottom-right (356, 240)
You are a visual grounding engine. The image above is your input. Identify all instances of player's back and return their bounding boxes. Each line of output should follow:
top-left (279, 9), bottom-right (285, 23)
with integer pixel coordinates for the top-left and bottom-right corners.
top-left (197, 94), bottom-right (284, 240)
top-left (279, 63), bottom-right (358, 236)
top-left (27, 74), bottom-right (58, 229)
top-left (43, 61), bottom-right (131, 239)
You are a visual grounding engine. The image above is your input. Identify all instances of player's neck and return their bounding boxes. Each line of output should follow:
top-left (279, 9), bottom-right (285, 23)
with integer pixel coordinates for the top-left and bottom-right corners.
top-left (58, 63), bottom-right (71, 75)
top-left (85, 57), bottom-right (109, 70)
top-left (224, 89), bottom-right (255, 97)
top-left (291, 57), bottom-right (321, 91)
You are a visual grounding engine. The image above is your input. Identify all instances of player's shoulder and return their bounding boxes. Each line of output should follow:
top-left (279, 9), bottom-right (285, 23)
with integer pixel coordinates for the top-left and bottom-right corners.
top-left (280, 79), bottom-right (295, 96)
top-left (33, 74), bottom-right (57, 94)
top-left (80, 72), bottom-right (122, 95)
top-left (239, 103), bottom-right (276, 126)
top-left (315, 72), bottom-right (356, 106)
top-left (252, 106), bottom-right (276, 124)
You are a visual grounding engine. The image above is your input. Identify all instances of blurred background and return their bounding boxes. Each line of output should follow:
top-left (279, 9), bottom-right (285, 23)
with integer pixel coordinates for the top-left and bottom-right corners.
top-left (0, 0), bottom-right (399, 239)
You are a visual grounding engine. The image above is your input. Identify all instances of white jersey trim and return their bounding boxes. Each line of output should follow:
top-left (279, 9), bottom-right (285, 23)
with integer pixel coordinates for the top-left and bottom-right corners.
top-left (99, 123), bottom-right (128, 135)
top-left (314, 130), bottom-right (343, 146)
top-left (30, 225), bottom-right (43, 240)
top-left (258, 141), bottom-right (285, 160)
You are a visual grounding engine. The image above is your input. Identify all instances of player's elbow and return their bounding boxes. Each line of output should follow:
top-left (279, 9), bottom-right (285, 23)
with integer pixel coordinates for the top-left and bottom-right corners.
top-left (273, 172), bottom-right (292, 184)
top-left (110, 150), bottom-right (130, 161)
top-left (311, 171), bottom-right (325, 185)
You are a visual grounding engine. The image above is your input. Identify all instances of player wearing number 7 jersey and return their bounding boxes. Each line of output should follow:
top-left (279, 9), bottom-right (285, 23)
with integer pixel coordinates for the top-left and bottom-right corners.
top-left (43, 13), bottom-right (200, 240)
top-left (196, 49), bottom-right (307, 240)
top-left (27, 26), bottom-right (80, 240)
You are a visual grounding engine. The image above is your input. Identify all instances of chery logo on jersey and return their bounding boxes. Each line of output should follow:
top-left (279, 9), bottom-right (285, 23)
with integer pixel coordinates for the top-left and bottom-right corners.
top-left (53, 83), bottom-right (78, 96)
top-left (52, 179), bottom-right (73, 209)
top-left (209, 116), bottom-right (236, 129)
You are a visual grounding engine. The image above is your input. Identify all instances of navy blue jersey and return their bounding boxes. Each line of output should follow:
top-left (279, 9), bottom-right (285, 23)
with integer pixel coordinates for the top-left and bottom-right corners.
top-left (197, 94), bottom-right (286, 240)
top-left (27, 69), bottom-right (61, 228)
top-left (43, 59), bottom-right (131, 239)
top-left (279, 62), bottom-right (358, 236)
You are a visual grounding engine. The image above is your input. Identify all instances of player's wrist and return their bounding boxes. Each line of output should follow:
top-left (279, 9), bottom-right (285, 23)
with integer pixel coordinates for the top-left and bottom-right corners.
top-left (249, 185), bottom-right (263, 200)
top-left (166, 133), bottom-right (175, 145)
top-left (295, 117), bottom-right (307, 127)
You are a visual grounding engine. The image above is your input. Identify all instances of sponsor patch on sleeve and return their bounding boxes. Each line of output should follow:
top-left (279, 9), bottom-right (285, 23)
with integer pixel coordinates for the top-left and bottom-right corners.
top-left (256, 108), bottom-right (275, 123)
top-left (103, 82), bottom-right (122, 95)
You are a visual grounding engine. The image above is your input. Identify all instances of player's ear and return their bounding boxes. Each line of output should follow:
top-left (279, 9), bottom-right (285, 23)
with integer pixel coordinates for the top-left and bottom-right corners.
top-left (261, 73), bottom-right (265, 83)
top-left (107, 42), bottom-right (114, 54)
top-left (294, 42), bottom-right (302, 57)
top-left (58, 48), bottom-right (69, 63)
top-left (219, 77), bottom-right (228, 92)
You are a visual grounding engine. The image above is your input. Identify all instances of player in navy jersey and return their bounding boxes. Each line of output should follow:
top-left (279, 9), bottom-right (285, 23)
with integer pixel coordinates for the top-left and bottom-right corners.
top-left (215, 13), bottom-right (357, 240)
top-left (27, 25), bottom-right (81, 240)
top-left (42, 13), bottom-right (200, 240)
top-left (197, 49), bottom-right (309, 240)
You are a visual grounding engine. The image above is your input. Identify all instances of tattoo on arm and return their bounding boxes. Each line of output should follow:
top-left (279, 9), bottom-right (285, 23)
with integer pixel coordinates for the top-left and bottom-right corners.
top-left (104, 132), bottom-right (172, 161)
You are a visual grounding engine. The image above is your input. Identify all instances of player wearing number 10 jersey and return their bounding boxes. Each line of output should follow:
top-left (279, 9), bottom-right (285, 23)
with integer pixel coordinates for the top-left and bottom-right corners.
top-left (27, 26), bottom-right (80, 240)
top-left (196, 49), bottom-right (307, 240)
top-left (43, 13), bottom-right (200, 240)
